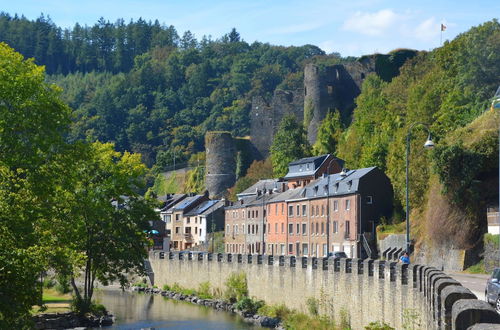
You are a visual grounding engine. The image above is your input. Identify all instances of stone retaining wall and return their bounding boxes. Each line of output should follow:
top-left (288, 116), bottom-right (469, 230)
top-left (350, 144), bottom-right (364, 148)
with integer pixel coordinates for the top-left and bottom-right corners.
top-left (149, 251), bottom-right (500, 329)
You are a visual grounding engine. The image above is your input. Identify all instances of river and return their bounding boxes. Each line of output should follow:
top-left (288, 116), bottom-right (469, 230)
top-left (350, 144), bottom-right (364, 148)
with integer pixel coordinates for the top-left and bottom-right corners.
top-left (91, 289), bottom-right (261, 329)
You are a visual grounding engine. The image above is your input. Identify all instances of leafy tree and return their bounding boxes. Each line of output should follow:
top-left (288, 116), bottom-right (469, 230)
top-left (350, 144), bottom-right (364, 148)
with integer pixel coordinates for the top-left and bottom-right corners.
top-left (51, 142), bottom-right (157, 313)
top-left (271, 115), bottom-right (311, 177)
top-left (0, 42), bottom-right (71, 327)
top-left (312, 110), bottom-right (343, 156)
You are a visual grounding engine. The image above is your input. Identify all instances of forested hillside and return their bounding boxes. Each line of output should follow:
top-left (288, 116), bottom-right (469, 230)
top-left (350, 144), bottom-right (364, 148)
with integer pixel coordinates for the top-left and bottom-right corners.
top-left (330, 20), bottom-right (500, 252)
top-left (0, 12), bottom-right (338, 169)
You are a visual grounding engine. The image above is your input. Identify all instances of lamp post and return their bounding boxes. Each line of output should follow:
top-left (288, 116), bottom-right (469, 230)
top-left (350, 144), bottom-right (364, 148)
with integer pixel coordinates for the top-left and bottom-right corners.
top-left (406, 123), bottom-right (435, 253)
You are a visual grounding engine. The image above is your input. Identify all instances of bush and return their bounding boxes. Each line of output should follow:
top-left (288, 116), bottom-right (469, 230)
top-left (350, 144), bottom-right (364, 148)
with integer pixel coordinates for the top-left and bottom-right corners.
top-left (365, 321), bottom-right (395, 330)
top-left (224, 272), bottom-right (248, 303)
top-left (90, 303), bottom-right (107, 316)
top-left (162, 284), bottom-right (171, 291)
top-left (198, 281), bottom-right (212, 299)
top-left (55, 274), bottom-right (71, 294)
top-left (235, 297), bottom-right (264, 314)
top-left (133, 281), bottom-right (148, 288)
top-left (306, 297), bottom-right (319, 316)
top-left (43, 277), bottom-right (56, 289)
top-left (283, 312), bottom-right (335, 330)
top-left (258, 303), bottom-right (292, 319)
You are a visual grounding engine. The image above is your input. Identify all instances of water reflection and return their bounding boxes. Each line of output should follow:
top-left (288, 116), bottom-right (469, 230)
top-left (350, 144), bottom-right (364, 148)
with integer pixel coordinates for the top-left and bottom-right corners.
top-left (92, 290), bottom-right (260, 329)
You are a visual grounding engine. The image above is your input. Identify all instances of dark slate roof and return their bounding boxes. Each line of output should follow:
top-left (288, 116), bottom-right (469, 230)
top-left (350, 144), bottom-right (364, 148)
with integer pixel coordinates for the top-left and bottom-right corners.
top-left (237, 179), bottom-right (284, 198)
top-left (160, 194), bottom-right (187, 212)
top-left (284, 154), bottom-right (344, 179)
top-left (288, 154), bottom-right (329, 166)
top-left (267, 187), bottom-right (305, 203)
top-left (173, 195), bottom-right (204, 211)
top-left (295, 167), bottom-right (377, 200)
top-left (184, 200), bottom-right (220, 216)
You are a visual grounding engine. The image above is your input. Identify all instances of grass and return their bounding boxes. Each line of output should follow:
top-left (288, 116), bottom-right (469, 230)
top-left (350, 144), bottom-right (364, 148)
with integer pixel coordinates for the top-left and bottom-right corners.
top-left (42, 288), bottom-right (72, 303)
top-left (32, 288), bottom-right (72, 315)
top-left (376, 222), bottom-right (406, 240)
top-left (464, 260), bottom-right (488, 274)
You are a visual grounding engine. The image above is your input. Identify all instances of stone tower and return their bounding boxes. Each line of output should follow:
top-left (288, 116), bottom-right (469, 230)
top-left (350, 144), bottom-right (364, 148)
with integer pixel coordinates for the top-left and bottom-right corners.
top-left (205, 131), bottom-right (236, 198)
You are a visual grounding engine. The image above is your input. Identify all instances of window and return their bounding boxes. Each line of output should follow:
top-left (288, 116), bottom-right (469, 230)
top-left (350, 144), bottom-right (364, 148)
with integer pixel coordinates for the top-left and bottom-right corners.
top-left (275, 204), bottom-right (278, 215)
top-left (280, 244), bottom-right (285, 255)
top-left (281, 223), bottom-right (284, 234)
top-left (289, 205), bottom-right (294, 216)
top-left (226, 225), bottom-right (230, 234)
top-left (166, 215), bottom-right (171, 223)
top-left (346, 221), bottom-right (350, 236)
top-left (175, 227), bottom-right (180, 234)
top-left (334, 200), bottom-right (338, 211)
top-left (306, 163), bottom-right (310, 170)
top-left (200, 229), bottom-right (202, 236)
top-left (175, 214), bottom-right (180, 221)
top-left (242, 225), bottom-right (245, 234)
top-left (187, 217), bottom-right (191, 224)
top-left (256, 225), bottom-right (259, 234)
top-left (323, 244), bottom-right (327, 257)
top-left (302, 243), bottom-right (309, 256)
top-left (248, 211), bottom-right (250, 218)
top-left (267, 223), bottom-right (270, 233)
top-left (346, 200), bottom-right (351, 210)
top-left (311, 205), bottom-right (315, 217)
top-left (296, 223), bottom-right (300, 234)
top-left (184, 227), bottom-right (190, 234)
top-left (248, 224), bottom-right (251, 234)
top-left (195, 227), bottom-right (198, 234)
top-left (366, 196), bottom-right (373, 204)
top-left (296, 205), bottom-right (300, 216)
top-left (316, 222), bottom-right (319, 235)
top-left (321, 205), bottom-right (324, 216)
top-left (316, 206), bottom-right (319, 216)
top-left (302, 223), bottom-right (307, 235)
top-left (321, 222), bottom-right (324, 234)
top-left (256, 210), bottom-right (259, 218)
top-left (302, 205), bottom-right (307, 216)
top-left (289, 244), bottom-right (293, 254)
top-left (289, 223), bottom-right (293, 234)
top-left (281, 203), bottom-right (284, 215)
top-left (275, 223), bottom-right (278, 233)
top-left (333, 221), bottom-right (338, 233)
top-left (299, 165), bottom-right (303, 172)
top-left (296, 242), bottom-right (300, 255)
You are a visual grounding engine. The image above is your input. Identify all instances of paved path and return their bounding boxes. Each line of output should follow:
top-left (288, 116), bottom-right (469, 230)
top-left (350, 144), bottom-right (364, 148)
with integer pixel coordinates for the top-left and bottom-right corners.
top-left (449, 272), bottom-right (490, 301)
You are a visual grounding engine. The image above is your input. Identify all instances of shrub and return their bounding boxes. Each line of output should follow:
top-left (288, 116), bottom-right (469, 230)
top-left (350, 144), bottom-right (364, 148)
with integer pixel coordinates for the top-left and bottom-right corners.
top-left (258, 303), bottom-right (292, 319)
top-left (235, 297), bottom-right (264, 314)
top-left (198, 281), bottom-right (212, 299)
top-left (43, 277), bottom-right (56, 289)
top-left (365, 321), bottom-right (395, 330)
top-left (90, 303), bottom-right (107, 316)
top-left (224, 272), bottom-right (248, 303)
top-left (306, 297), bottom-right (319, 316)
top-left (55, 274), bottom-right (71, 294)
top-left (162, 284), bottom-right (171, 291)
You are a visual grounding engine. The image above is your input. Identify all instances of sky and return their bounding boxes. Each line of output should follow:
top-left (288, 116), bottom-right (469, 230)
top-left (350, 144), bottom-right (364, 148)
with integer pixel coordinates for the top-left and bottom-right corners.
top-left (2, 0), bottom-right (499, 56)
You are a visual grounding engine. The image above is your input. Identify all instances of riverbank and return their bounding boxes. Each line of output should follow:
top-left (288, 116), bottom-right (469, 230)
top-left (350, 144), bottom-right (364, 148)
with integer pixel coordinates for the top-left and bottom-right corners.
top-left (132, 286), bottom-right (282, 328)
top-left (33, 311), bottom-right (114, 329)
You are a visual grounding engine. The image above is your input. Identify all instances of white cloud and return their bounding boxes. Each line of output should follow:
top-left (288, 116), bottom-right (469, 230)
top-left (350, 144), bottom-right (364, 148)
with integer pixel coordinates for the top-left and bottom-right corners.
top-left (342, 9), bottom-right (403, 36)
top-left (414, 17), bottom-right (441, 42)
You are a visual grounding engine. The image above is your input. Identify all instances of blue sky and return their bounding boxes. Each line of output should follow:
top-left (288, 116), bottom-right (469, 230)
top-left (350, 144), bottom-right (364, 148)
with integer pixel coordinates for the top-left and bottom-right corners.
top-left (2, 0), bottom-right (499, 56)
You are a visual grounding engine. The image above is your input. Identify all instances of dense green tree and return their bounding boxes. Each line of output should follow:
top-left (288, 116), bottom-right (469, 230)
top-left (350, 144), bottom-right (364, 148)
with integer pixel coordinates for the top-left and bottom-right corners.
top-left (312, 110), bottom-right (343, 156)
top-left (0, 42), bottom-right (71, 327)
top-left (270, 115), bottom-right (311, 177)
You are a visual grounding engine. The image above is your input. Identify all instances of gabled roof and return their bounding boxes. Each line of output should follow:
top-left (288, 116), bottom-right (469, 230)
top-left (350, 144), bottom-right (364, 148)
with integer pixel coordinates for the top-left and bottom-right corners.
top-left (237, 179), bottom-right (285, 198)
top-left (184, 200), bottom-right (221, 216)
top-left (173, 195), bottom-right (204, 211)
top-left (267, 187), bottom-right (305, 203)
top-left (299, 167), bottom-right (377, 199)
top-left (159, 194), bottom-right (188, 212)
top-left (284, 154), bottom-right (344, 179)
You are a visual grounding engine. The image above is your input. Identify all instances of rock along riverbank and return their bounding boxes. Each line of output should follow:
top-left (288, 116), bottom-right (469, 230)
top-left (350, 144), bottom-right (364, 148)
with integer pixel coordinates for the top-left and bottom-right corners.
top-left (33, 311), bottom-right (114, 329)
top-left (132, 286), bottom-right (282, 328)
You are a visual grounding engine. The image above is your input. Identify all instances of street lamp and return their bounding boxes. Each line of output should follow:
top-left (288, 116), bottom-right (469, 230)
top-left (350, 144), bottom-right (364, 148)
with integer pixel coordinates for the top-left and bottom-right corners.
top-left (405, 123), bottom-right (435, 253)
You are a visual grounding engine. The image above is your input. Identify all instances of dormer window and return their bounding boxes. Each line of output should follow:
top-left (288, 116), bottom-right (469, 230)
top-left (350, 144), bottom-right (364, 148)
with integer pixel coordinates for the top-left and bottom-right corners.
top-left (314, 186), bottom-right (318, 196)
top-left (335, 183), bottom-right (339, 193)
top-left (324, 185), bottom-right (328, 195)
top-left (347, 180), bottom-right (352, 191)
top-left (306, 163), bottom-right (310, 170)
top-left (299, 165), bottom-right (303, 172)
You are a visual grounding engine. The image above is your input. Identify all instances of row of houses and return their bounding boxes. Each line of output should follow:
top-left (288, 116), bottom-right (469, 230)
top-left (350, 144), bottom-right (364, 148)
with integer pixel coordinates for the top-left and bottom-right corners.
top-left (224, 154), bottom-right (393, 259)
top-left (153, 154), bottom-right (393, 258)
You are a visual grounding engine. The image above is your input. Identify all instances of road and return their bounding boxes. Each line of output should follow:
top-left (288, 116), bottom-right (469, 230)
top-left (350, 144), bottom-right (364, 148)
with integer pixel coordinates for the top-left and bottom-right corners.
top-left (449, 272), bottom-right (490, 301)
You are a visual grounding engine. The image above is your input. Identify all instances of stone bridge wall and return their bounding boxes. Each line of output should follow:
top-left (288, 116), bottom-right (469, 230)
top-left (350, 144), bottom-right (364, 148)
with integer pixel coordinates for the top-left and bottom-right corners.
top-left (149, 252), bottom-right (500, 329)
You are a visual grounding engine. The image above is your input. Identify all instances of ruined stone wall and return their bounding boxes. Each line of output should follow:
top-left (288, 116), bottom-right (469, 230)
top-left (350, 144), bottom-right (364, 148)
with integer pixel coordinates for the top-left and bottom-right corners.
top-left (149, 252), bottom-right (500, 329)
top-left (250, 88), bottom-right (304, 158)
top-left (205, 132), bottom-right (236, 198)
top-left (304, 61), bottom-right (376, 144)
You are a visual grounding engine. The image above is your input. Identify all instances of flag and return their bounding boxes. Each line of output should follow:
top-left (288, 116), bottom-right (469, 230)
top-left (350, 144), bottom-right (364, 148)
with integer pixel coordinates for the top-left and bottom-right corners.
top-left (441, 24), bottom-right (447, 32)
